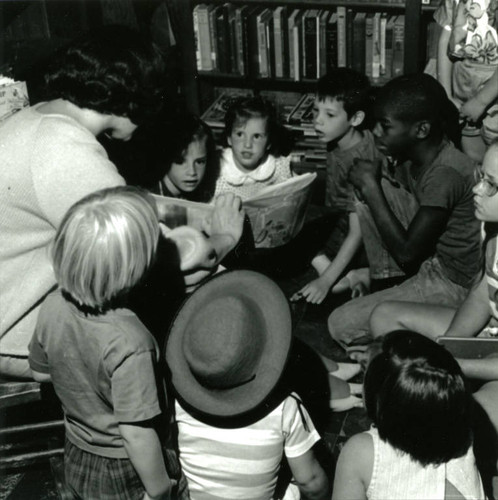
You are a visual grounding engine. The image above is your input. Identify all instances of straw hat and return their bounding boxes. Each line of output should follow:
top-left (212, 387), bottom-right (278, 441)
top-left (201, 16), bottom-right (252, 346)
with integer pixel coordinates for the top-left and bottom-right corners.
top-left (166, 270), bottom-right (292, 418)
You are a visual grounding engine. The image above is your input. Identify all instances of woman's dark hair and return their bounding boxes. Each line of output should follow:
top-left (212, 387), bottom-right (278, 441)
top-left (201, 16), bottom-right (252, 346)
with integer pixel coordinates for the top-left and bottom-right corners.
top-left (223, 96), bottom-right (293, 156)
top-left (44, 25), bottom-right (167, 125)
top-left (364, 330), bottom-right (473, 466)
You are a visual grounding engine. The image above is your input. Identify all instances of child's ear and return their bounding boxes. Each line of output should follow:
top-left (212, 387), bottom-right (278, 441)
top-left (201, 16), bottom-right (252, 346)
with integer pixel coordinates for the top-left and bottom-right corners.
top-left (350, 110), bottom-right (366, 128)
top-left (227, 135), bottom-right (233, 147)
top-left (415, 120), bottom-right (431, 139)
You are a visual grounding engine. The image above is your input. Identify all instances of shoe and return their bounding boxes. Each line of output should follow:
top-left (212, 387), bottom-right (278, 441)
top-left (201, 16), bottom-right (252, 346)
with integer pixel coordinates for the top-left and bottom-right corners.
top-left (329, 395), bottom-right (364, 412)
top-left (329, 362), bottom-right (362, 381)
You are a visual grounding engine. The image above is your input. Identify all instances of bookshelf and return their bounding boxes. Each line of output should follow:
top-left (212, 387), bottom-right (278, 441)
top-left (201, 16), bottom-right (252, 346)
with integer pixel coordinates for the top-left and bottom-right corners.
top-left (176, 0), bottom-right (438, 115)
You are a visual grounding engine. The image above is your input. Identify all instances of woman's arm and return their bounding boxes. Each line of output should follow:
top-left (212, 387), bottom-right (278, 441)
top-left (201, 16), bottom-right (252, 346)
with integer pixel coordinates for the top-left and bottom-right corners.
top-left (460, 67), bottom-right (498, 122)
top-left (287, 448), bottom-right (329, 500)
top-left (332, 433), bottom-right (372, 500)
top-left (292, 213), bottom-right (362, 304)
top-left (445, 275), bottom-right (491, 337)
top-left (458, 356), bottom-right (498, 381)
top-left (119, 422), bottom-right (172, 500)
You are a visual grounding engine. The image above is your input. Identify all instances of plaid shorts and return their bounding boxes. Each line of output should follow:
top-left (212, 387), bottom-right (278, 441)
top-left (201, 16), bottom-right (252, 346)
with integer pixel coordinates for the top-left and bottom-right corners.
top-left (64, 439), bottom-right (190, 500)
top-left (64, 439), bottom-right (144, 500)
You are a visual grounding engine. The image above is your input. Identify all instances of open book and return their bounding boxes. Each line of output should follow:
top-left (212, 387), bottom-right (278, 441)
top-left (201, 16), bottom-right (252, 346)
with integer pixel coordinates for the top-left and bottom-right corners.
top-left (152, 172), bottom-right (317, 249)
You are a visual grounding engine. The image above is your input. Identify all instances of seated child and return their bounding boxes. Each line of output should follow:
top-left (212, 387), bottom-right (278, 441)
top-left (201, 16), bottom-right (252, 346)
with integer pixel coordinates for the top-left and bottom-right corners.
top-left (28, 186), bottom-right (175, 500)
top-left (292, 68), bottom-right (419, 306)
top-left (328, 74), bottom-right (481, 351)
top-left (213, 95), bottom-right (293, 200)
top-left (165, 270), bottom-right (329, 500)
top-left (332, 330), bottom-right (485, 500)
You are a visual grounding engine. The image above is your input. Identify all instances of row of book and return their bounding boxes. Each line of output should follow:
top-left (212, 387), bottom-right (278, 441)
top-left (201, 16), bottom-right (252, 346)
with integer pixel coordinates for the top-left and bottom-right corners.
top-left (193, 4), bottom-right (415, 82)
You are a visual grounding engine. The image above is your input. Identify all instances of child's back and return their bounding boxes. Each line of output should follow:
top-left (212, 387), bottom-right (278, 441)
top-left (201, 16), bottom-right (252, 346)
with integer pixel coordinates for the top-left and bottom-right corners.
top-left (166, 270), bottom-right (329, 500)
top-left (176, 393), bottom-right (319, 499)
top-left (332, 331), bottom-right (485, 500)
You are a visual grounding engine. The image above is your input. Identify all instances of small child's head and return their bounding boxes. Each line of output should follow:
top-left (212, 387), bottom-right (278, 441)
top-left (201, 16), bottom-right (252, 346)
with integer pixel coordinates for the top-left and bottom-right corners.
top-left (473, 141), bottom-right (498, 223)
top-left (52, 186), bottom-right (160, 313)
top-left (224, 96), bottom-right (276, 172)
top-left (162, 114), bottom-right (216, 199)
top-left (44, 25), bottom-right (166, 139)
top-left (364, 331), bottom-right (473, 466)
top-left (372, 74), bottom-right (450, 159)
top-left (314, 68), bottom-right (371, 145)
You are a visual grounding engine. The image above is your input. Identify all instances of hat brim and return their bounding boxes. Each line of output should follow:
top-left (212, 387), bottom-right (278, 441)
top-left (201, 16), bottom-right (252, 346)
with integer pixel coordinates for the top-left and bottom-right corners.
top-left (165, 270), bottom-right (292, 418)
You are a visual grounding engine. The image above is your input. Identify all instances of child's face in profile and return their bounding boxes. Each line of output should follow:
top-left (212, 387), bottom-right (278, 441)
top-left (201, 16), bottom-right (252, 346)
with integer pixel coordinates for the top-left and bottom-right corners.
top-left (372, 104), bottom-right (415, 160)
top-left (313, 97), bottom-right (353, 145)
top-left (228, 116), bottom-right (270, 172)
top-left (166, 138), bottom-right (207, 194)
top-left (473, 145), bottom-right (498, 222)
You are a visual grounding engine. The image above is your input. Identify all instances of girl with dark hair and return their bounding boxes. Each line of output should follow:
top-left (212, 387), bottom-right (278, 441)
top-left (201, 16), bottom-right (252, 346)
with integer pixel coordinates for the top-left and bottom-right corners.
top-left (332, 331), bottom-right (484, 500)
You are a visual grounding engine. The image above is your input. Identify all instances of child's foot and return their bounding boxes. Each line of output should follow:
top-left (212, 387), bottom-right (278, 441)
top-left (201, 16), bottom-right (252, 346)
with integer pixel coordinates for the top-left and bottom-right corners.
top-left (329, 395), bottom-right (364, 412)
top-left (329, 362), bottom-right (362, 381)
top-left (311, 254), bottom-right (331, 275)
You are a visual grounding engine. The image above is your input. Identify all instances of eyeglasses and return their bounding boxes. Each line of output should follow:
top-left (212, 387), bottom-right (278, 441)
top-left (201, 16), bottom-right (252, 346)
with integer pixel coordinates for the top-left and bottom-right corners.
top-left (474, 167), bottom-right (498, 197)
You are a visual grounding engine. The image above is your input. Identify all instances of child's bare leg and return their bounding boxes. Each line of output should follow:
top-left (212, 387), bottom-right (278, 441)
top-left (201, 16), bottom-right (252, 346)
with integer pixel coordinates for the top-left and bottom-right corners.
top-left (369, 300), bottom-right (457, 341)
top-left (311, 254), bottom-right (331, 275)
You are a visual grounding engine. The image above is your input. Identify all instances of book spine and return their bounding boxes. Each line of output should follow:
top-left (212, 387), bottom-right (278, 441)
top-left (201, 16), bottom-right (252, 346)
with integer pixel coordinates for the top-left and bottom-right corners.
top-left (198, 6), bottom-right (213, 71)
top-left (392, 15), bottom-right (404, 77)
top-left (304, 12), bottom-right (317, 79)
top-left (352, 14), bottom-right (365, 74)
top-left (281, 7), bottom-right (289, 78)
top-left (319, 12), bottom-right (328, 78)
top-left (247, 8), bottom-right (260, 76)
top-left (365, 14), bottom-right (373, 78)
top-left (288, 13), bottom-right (296, 80)
top-left (336, 7), bottom-right (346, 68)
top-left (266, 15), bottom-right (275, 79)
top-left (192, 7), bottom-right (202, 71)
top-left (227, 9), bottom-right (237, 75)
top-left (216, 10), bottom-right (228, 73)
top-left (326, 14), bottom-right (337, 72)
top-left (208, 7), bottom-right (218, 71)
top-left (379, 13), bottom-right (387, 77)
top-left (293, 23), bottom-right (301, 81)
top-left (257, 12), bottom-right (269, 77)
top-left (346, 8), bottom-right (354, 69)
top-left (372, 13), bottom-right (381, 79)
top-left (235, 8), bottom-right (245, 75)
top-left (274, 7), bottom-right (284, 78)
top-left (385, 17), bottom-right (394, 80)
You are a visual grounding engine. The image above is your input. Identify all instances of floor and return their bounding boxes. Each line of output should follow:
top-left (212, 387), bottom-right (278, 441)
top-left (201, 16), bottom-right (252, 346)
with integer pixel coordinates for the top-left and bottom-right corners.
top-left (0, 286), bottom-right (370, 499)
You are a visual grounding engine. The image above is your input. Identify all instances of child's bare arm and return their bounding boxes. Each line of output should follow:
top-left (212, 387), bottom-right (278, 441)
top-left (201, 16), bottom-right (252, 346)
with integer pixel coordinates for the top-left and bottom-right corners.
top-left (445, 274), bottom-right (491, 337)
top-left (120, 422), bottom-right (172, 500)
top-left (458, 357), bottom-right (498, 381)
top-left (437, 27), bottom-right (453, 100)
top-left (461, 67), bottom-right (498, 122)
top-left (332, 433), bottom-right (372, 500)
top-left (291, 213), bottom-right (362, 304)
top-left (287, 448), bottom-right (329, 500)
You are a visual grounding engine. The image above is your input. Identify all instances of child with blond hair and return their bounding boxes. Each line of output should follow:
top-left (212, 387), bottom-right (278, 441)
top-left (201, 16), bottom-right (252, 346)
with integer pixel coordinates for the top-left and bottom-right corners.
top-left (29, 186), bottom-right (177, 500)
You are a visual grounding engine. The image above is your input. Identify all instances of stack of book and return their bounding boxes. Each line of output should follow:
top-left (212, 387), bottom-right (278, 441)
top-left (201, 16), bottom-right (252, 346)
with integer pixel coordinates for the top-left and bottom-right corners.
top-left (192, 4), bottom-right (427, 82)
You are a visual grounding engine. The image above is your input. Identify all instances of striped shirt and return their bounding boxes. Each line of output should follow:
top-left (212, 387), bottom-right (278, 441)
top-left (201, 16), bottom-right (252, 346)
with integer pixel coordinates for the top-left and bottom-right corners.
top-left (485, 231), bottom-right (498, 323)
top-left (175, 393), bottom-right (321, 500)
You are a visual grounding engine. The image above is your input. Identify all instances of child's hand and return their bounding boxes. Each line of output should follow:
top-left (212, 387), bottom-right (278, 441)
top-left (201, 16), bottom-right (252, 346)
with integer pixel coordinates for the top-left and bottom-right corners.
top-left (291, 276), bottom-right (331, 304)
top-left (349, 159), bottom-right (382, 193)
top-left (460, 96), bottom-right (487, 124)
top-left (208, 193), bottom-right (244, 244)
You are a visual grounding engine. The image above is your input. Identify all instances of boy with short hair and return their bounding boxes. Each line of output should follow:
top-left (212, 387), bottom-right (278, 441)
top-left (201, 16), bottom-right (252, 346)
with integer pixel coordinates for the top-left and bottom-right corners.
top-left (328, 73), bottom-right (481, 350)
top-left (292, 68), bottom-right (417, 305)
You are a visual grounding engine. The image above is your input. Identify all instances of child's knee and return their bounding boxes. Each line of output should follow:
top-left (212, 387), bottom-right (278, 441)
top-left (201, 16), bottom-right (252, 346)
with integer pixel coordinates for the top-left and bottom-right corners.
top-left (369, 301), bottom-right (399, 338)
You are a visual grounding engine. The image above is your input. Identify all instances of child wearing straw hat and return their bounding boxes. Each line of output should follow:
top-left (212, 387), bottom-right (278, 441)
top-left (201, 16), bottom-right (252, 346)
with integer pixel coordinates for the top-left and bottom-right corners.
top-left (166, 270), bottom-right (330, 500)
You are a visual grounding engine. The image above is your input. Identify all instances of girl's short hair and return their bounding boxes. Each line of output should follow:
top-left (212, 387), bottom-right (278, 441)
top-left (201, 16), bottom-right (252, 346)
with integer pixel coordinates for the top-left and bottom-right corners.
top-left (364, 331), bottom-right (473, 466)
top-left (224, 96), bottom-right (293, 156)
top-left (44, 25), bottom-right (166, 125)
top-left (52, 186), bottom-right (160, 313)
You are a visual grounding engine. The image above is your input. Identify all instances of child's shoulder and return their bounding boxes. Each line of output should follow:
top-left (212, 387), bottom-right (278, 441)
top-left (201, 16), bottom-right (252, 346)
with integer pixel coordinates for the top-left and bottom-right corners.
top-left (337, 431), bottom-right (374, 487)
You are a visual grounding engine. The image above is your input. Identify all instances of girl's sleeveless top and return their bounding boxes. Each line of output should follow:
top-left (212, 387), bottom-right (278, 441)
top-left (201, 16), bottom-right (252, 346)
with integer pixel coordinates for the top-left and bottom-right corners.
top-left (366, 427), bottom-right (485, 500)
